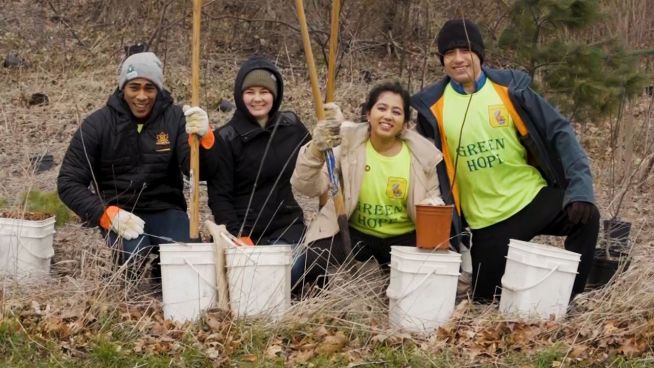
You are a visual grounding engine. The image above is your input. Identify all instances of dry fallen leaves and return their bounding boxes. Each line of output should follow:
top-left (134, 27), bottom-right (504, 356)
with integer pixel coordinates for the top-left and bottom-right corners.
top-left (317, 331), bottom-right (348, 354)
top-left (265, 343), bottom-right (283, 359)
top-left (288, 349), bottom-right (316, 365)
top-left (241, 353), bottom-right (257, 362)
top-left (618, 336), bottom-right (649, 356)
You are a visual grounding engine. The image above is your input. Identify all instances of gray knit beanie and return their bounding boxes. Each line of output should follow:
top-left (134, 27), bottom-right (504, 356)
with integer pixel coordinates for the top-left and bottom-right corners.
top-left (241, 69), bottom-right (278, 99)
top-left (118, 52), bottom-right (164, 90)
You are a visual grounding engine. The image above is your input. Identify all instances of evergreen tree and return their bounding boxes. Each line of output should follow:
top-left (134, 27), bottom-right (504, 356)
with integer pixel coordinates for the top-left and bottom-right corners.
top-left (498, 0), bottom-right (644, 123)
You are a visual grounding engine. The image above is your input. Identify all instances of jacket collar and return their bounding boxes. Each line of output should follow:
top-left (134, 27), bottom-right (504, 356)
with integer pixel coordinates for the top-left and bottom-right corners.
top-left (230, 110), bottom-right (293, 143)
top-left (449, 72), bottom-right (487, 94)
top-left (339, 121), bottom-right (441, 170)
top-left (482, 66), bottom-right (531, 90)
top-left (412, 66), bottom-right (532, 106)
top-left (411, 77), bottom-right (449, 120)
top-left (107, 88), bottom-right (173, 126)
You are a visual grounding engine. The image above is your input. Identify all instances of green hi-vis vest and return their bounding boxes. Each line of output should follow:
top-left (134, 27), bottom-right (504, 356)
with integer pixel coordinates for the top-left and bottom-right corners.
top-left (350, 140), bottom-right (415, 238)
top-left (440, 82), bottom-right (546, 229)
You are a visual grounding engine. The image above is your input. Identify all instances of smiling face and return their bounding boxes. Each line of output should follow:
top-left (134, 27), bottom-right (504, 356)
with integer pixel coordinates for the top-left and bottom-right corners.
top-left (367, 91), bottom-right (406, 141)
top-left (242, 86), bottom-right (274, 123)
top-left (122, 78), bottom-right (158, 120)
top-left (443, 48), bottom-right (482, 91)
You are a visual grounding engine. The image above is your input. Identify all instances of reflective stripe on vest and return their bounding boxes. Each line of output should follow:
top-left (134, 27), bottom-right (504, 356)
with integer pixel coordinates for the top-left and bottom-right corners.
top-left (430, 96), bottom-right (461, 215)
top-left (490, 82), bottom-right (529, 137)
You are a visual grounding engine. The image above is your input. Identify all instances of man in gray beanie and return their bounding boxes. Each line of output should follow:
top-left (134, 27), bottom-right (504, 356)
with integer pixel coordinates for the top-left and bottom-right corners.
top-left (118, 52), bottom-right (165, 91)
top-left (58, 51), bottom-right (214, 281)
top-left (411, 19), bottom-right (599, 303)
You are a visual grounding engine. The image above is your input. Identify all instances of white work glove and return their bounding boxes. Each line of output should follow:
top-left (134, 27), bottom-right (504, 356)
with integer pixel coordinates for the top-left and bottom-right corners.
top-left (418, 197), bottom-right (446, 206)
top-left (101, 206), bottom-right (145, 240)
top-left (183, 105), bottom-right (209, 136)
top-left (310, 103), bottom-right (344, 156)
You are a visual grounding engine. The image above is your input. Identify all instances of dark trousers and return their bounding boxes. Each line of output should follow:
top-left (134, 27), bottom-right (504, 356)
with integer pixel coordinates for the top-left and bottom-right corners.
top-left (103, 208), bottom-right (190, 278)
top-left (296, 226), bottom-right (416, 291)
top-left (255, 222), bottom-right (307, 290)
top-left (470, 187), bottom-right (599, 302)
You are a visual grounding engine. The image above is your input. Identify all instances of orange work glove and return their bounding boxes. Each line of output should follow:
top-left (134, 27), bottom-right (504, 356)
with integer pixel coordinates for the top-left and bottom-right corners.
top-left (99, 206), bottom-right (145, 240)
top-left (238, 236), bottom-right (254, 246)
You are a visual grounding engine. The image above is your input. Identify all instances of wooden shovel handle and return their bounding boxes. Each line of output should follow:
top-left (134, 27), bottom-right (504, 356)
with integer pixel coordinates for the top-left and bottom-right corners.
top-left (189, 0), bottom-right (202, 240)
top-left (295, 0), bottom-right (352, 256)
top-left (325, 0), bottom-right (340, 103)
top-left (295, 0), bottom-right (324, 120)
top-left (205, 220), bottom-right (230, 311)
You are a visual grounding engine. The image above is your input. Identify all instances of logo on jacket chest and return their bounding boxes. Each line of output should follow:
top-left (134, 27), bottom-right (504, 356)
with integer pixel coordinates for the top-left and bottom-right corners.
top-left (156, 132), bottom-right (170, 145)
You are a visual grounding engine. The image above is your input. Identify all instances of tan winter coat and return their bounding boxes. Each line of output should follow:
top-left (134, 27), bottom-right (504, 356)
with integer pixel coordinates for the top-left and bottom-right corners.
top-left (291, 121), bottom-right (444, 245)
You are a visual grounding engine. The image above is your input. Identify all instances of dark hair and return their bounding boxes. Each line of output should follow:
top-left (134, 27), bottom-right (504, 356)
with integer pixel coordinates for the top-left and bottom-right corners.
top-left (364, 81), bottom-right (412, 123)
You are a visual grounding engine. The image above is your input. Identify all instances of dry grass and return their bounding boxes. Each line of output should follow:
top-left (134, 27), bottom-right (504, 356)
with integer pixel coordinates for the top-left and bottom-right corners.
top-left (1, 235), bottom-right (652, 365)
top-left (0, 0), bottom-right (652, 365)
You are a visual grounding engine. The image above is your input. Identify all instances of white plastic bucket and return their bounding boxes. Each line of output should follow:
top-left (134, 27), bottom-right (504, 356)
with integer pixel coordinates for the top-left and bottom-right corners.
top-left (225, 245), bottom-right (291, 320)
top-left (499, 239), bottom-right (580, 319)
top-left (386, 246), bottom-right (461, 334)
top-left (160, 243), bottom-right (216, 322)
top-left (0, 216), bottom-right (55, 278)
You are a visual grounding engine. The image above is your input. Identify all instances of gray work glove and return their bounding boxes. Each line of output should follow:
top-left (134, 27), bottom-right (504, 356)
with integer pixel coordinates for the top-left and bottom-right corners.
top-left (183, 105), bottom-right (210, 137)
top-left (309, 103), bottom-right (344, 157)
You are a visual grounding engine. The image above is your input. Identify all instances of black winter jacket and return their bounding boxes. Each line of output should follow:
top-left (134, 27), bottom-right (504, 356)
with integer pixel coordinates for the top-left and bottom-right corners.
top-left (57, 89), bottom-right (189, 227)
top-left (203, 56), bottom-right (310, 242)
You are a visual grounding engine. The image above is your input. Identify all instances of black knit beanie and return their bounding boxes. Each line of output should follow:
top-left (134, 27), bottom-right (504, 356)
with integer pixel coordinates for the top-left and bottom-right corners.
top-left (437, 19), bottom-right (485, 65)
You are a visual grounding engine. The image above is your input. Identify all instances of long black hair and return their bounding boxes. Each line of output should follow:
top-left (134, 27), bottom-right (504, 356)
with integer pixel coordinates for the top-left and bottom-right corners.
top-left (364, 81), bottom-right (412, 123)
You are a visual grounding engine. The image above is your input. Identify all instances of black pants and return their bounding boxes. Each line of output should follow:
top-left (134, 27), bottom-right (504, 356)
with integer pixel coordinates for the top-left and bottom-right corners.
top-left (297, 227), bottom-right (415, 291)
top-left (102, 208), bottom-right (190, 282)
top-left (470, 187), bottom-right (599, 302)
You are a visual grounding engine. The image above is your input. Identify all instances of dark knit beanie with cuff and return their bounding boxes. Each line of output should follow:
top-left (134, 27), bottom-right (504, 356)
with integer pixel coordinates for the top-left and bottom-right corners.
top-left (242, 69), bottom-right (278, 99)
top-left (437, 19), bottom-right (485, 65)
top-left (118, 52), bottom-right (164, 90)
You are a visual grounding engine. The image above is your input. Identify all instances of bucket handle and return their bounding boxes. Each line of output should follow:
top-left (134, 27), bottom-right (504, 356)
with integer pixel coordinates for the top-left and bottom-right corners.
top-left (226, 243), bottom-right (291, 266)
top-left (386, 268), bottom-right (439, 300)
top-left (183, 258), bottom-right (220, 290)
top-left (17, 238), bottom-right (55, 259)
top-left (501, 265), bottom-right (559, 292)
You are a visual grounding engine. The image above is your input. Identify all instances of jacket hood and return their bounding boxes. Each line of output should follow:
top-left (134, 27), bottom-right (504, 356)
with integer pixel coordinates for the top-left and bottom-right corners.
top-left (411, 66), bottom-right (532, 114)
top-left (107, 87), bottom-right (174, 125)
top-left (483, 66), bottom-right (531, 90)
top-left (233, 56), bottom-right (284, 125)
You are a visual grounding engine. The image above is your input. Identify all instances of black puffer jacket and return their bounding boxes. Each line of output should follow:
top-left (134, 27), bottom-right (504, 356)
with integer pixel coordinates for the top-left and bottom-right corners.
top-left (57, 88), bottom-right (189, 227)
top-left (203, 56), bottom-right (310, 242)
